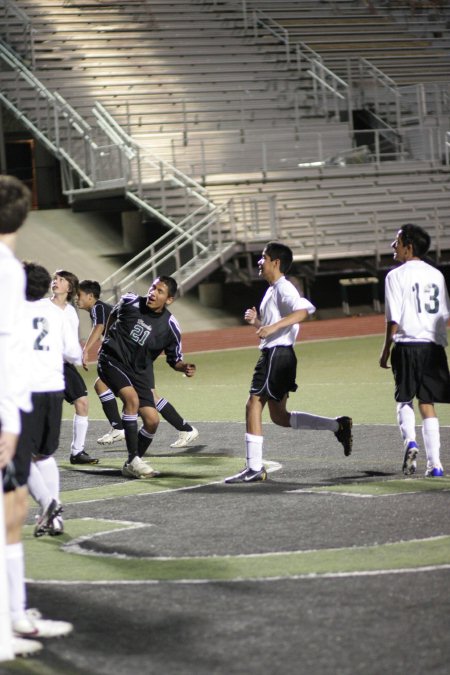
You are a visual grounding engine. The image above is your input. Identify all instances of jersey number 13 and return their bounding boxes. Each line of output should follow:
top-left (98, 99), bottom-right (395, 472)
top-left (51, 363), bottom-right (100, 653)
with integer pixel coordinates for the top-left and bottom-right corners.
top-left (412, 283), bottom-right (439, 314)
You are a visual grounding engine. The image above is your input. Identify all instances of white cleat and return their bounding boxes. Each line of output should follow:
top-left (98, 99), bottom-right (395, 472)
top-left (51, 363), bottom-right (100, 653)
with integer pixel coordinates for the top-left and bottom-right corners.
top-left (170, 427), bottom-right (199, 448)
top-left (12, 636), bottom-right (44, 657)
top-left (122, 456), bottom-right (160, 479)
top-left (13, 609), bottom-right (73, 639)
top-left (97, 428), bottom-right (126, 445)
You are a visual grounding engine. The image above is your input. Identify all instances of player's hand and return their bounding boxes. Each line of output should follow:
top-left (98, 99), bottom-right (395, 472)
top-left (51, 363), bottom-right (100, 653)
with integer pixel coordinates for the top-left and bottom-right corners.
top-left (244, 307), bottom-right (258, 325)
top-left (0, 431), bottom-right (17, 469)
top-left (82, 349), bottom-right (89, 370)
top-left (379, 347), bottom-right (391, 369)
top-left (184, 363), bottom-right (196, 377)
top-left (256, 324), bottom-right (275, 339)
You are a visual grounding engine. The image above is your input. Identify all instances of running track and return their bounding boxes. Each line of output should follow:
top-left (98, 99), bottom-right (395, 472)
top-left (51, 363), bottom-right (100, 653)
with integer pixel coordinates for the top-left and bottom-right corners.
top-left (182, 314), bottom-right (386, 353)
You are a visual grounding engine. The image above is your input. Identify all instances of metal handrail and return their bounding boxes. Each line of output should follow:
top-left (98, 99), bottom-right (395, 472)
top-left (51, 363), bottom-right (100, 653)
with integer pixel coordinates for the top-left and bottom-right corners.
top-left (0, 0), bottom-right (35, 67)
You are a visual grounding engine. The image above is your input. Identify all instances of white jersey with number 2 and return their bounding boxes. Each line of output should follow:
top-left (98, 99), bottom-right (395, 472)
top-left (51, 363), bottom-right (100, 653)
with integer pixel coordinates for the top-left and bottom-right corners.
top-left (385, 259), bottom-right (450, 346)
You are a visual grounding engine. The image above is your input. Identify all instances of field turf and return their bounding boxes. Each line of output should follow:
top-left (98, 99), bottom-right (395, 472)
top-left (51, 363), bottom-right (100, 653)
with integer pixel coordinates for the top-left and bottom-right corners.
top-left (3, 334), bottom-right (450, 674)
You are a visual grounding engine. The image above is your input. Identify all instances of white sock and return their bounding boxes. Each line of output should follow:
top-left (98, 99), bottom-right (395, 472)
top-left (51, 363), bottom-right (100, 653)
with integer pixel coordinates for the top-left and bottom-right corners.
top-left (35, 456), bottom-right (60, 503)
top-left (422, 417), bottom-right (441, 468)
top-left (245, 433), bottom-right (263, 471)
top-left (397, 402), bottom-right (416, 445)
top-left (27, 462), bottom-right (53, 512)
top-left (71, 414), bottom-right (89, 455)
top-left (6, 543), bottom-right (26, 622)
top-left (290, 411), bottom-right (338, 432)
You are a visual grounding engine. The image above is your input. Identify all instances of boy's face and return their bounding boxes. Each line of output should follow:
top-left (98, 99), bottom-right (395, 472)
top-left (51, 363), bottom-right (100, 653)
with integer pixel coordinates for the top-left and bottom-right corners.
top-left (258, 249), bottom-right (279, 282)
top-left (391, 231), bottom-right (412, 263)
top-left (77, 290), bottom-right (95, 310)
top-left (51, 274), bottom-right (71, 296)
top-left (146, 278), bottom-right (174, 312)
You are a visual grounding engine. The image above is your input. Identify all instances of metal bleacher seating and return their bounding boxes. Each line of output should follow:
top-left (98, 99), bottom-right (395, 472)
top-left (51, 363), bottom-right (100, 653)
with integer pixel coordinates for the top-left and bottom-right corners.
top-left (5, 0), bottom-right (450, 288)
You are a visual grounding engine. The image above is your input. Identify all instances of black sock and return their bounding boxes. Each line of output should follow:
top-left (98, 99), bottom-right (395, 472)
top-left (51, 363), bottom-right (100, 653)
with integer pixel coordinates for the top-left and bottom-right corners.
top-left (122, 414), bottom-right (138, 462)
top-left (99, 390), bottom-right (123, 430)
top-left (138, 428), bottom-right (155, 457)
top-left (156, 398), bottom-right (192, 432)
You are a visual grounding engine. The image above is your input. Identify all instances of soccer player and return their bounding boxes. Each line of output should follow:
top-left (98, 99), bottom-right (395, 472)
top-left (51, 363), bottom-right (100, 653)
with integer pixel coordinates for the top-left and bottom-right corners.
top-left (24, 263), bottom-right (82, 539)
top-left (77, 279), bottom-right (125, 445)
top-left (0, 177), bottom-right (71, 658)
top-left (77, 280), bottom-right (198, 448)
top-left (225, 241), bottom-right (353, 484)
top-left (379, 223), bottom-right (450, 477)
top-left (50, 270), bottom-right (98, 465)
top-left (97, 276), bottom-right (197, 479)
top-left (0, 175), bottom-right (40, 658)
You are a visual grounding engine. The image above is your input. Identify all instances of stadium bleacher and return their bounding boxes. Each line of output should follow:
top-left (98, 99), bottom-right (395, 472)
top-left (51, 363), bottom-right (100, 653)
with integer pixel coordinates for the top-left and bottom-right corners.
top-left (4, 0), bottom-right (450, 280)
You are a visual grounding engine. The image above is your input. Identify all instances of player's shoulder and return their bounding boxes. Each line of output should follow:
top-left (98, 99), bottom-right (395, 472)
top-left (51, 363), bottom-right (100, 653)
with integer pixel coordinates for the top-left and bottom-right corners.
top-left (121, 292), bottom-right (140, 305)
top-left (168, 310), bottom-right (181, 330)
top-left (113, 293), bottom-right (139, 312)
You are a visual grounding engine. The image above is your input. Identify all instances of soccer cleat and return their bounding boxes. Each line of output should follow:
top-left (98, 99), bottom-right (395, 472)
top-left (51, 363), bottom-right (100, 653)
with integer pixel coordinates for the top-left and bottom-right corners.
top-left (48, 515), bottom-right (64, 536)
top-left (170, 427), bottom-right (199, 448)
top-left (122, 456), bottom-right (160, 479)
top-left (425, 466), bottom-right (444, 477)
top-left (335, 416), bottom-right (353, 456)
top-left (225, 466), bottom-right (267, 484)
top-left (97, 428), bottom-right (126, 445)
top-left (34, 499), bottom-right (63, 538)
top-left (70, 450), bottom-right (99, 465)
top-left (13, 609), bottom-right (73, 639)
top-left (402, 440), bottom-right (418, 475)
top-left (12, 636), bottom-right (44, 657)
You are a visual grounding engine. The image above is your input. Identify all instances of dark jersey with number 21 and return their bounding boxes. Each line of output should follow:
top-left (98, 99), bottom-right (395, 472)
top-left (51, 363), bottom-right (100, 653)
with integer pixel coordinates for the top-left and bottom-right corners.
top-left (100, 293), bottom-right (183, 380)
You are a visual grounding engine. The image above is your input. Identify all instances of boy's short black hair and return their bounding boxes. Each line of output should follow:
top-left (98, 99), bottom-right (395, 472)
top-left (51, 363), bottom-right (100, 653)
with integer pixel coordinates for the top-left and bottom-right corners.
top-left (79, 280), bottom-right (101, 299)
top-left (398, 224), bottom-right (431, 258)
top-left (0, 175), bottom-right (31, 234)
top-left (264, 241), bottom-right (294, 274)
top-left (24, 262), bottom-right (51, 301)
top-left (158, 275), bottom-right (178, 298)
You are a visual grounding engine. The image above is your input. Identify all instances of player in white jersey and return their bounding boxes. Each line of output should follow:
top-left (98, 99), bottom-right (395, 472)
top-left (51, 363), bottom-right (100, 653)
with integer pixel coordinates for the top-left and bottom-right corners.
top-left (50, 270), bottom-right (98, 465)
top-left (0, 176), bottom-right (42, 659)
top-left (23, 263), bottom-right (82, 540)
top-left (380, 223), bottom-right (450, 477)
top-left (225, 241), bottom-right (353, 484)
top-left (1, 178), bottom-right (71, 657)
top-left (8, 263), bottom-right (75, 643)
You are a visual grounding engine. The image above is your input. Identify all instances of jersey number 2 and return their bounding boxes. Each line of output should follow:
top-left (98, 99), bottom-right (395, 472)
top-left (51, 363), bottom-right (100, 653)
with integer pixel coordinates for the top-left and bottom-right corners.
top-left (33, 317), bottom-right (50, 351)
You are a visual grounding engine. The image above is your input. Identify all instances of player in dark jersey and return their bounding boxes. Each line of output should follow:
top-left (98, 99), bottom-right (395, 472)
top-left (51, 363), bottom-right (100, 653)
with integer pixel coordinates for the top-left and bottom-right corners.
top-left (97, 276), bottom-right (196, 479)
top-left (77, 280), bottom-right (126, 445)
top-left (78, 279), bottom-right (198, 448)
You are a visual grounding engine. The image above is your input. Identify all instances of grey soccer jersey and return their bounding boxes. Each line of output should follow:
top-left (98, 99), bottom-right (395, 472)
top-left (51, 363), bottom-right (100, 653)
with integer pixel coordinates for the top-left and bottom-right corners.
top-left (100, 293), bottom-right (183, 379)
top-left (385, 259), bottom-right (450, 346)
top-left (90, 299), bottom-right (112, 335)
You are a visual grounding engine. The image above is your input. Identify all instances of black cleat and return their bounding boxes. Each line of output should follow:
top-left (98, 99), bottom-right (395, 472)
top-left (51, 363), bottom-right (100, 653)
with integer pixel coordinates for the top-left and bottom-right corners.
top-left (70, 450), bottom-right (99, 465)
top-left (335, 416), bottom-right (353, 456)
top-left (34, 500), bottom-right (63, 538)
top-left (225, 466), bottom-right (267, 484)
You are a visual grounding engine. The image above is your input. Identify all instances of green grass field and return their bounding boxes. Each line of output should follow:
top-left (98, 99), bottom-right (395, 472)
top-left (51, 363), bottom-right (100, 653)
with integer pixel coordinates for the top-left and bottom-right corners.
top-left (65, 335), bottom-right (450, 426)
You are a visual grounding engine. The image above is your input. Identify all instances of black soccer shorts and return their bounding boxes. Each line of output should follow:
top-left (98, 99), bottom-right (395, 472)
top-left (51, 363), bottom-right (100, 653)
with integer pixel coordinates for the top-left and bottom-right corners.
top-left (64, 362), bottom-right (88, 403)
top-left (391, 341), bottom-right (450, 404)
top-left (97, 354), bottom-right (155, 408)
top-left (250, 345), bottom-right (298, 402)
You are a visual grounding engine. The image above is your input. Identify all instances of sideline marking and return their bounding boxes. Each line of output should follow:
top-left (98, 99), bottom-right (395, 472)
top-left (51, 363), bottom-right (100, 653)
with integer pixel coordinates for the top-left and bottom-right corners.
top-left (24, 519), bottom-right (450, 584)
top-left (53, 459), bottom-right (282, 506)
top-left (289, 476), bottom-right (450, 497)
